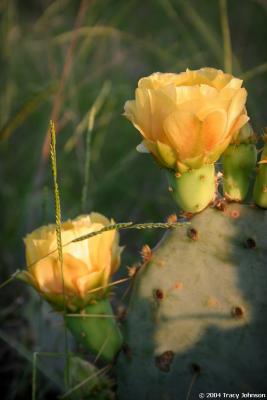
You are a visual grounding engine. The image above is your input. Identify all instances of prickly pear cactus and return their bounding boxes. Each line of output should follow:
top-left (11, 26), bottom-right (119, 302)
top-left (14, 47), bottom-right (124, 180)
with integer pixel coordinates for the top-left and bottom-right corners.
top-left (116, 204), bottom-right (267, 399)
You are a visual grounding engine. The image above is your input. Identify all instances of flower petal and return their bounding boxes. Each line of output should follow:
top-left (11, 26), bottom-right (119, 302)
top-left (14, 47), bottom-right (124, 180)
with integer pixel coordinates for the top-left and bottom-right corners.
top-left (164, 110), bottom-right (202, 160)
top-left (76, 270), bottom-right (104, 297)
top-left (226, 88), bottom-right (247, 133)
top-left (229, 114), bottom-right (250, 141)
top-left (88, 224), bottom-right (114, 274)
top-left (30, 254), bottom-right (89, 295)
top-left (201, 109), bottom-right (227, 152)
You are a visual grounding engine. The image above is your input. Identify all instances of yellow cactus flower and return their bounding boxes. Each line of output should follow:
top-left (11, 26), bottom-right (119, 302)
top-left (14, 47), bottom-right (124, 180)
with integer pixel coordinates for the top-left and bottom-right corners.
top-left (19, 213), bottom-right (122, 311)
top-left (124, 68), bottom-right (249, 172)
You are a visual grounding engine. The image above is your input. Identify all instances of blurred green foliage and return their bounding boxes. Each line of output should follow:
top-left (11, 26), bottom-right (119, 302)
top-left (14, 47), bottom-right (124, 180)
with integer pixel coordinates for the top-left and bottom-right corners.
top-left (0, 0), bottom-right (267, 398)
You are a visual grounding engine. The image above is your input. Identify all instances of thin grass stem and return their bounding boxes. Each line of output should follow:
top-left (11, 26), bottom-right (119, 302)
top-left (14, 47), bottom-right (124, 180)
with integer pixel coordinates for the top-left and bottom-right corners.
top-left (220, 0), bottom-right (232, 73)
top-left (50, 121), bottom-right (70, 388)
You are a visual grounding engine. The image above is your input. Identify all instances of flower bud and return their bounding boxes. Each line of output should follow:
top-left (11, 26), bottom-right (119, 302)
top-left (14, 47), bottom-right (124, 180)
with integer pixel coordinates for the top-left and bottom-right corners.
top-left (222, 143), bottom-right (257, 202)
top-left (231, 122), bottom-right (257, 145)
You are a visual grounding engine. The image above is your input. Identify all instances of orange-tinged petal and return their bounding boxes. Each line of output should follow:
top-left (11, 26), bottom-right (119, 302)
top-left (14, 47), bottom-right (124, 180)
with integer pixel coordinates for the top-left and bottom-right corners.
top-left (76, 270), bottom-right (105, 297)
top-left (102, 264), bottom-right (112, 288)
top-left (56, 253), bottom-right (89, 292)
top-left (30, 257), bottom-right (61, 294)
top-left (30, 254), bottom-right (90, 295)
top-left (201, 109), bottom-right (227, 152)
top-left (164, 110), bottom-right (202, 160)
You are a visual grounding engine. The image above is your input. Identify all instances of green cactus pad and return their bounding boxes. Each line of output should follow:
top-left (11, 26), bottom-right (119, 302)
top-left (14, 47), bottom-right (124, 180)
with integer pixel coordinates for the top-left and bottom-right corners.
top-left (222, 144), bottom-right (257, 201)
top-left (117, 204), bottom-right (267, 399)
top-left (166, 164), bottom-right (215, 213)
top-left (65, 298), bottom-right (122, 362)
top-left (253, 143), bottom-right (267, 208)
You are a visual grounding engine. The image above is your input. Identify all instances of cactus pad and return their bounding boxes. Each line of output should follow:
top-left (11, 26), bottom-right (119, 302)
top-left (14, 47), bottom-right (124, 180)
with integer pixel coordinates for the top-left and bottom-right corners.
top-left (117, 204), bottom-right (267, 399)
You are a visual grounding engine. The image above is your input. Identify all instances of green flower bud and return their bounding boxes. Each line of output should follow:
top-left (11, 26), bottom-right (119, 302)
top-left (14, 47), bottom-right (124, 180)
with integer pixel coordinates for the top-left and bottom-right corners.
top-left (253, 135), bottom-right (267, 208)
top-left (222, 143), bottom-right (257, 201)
